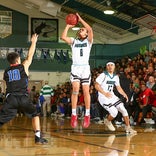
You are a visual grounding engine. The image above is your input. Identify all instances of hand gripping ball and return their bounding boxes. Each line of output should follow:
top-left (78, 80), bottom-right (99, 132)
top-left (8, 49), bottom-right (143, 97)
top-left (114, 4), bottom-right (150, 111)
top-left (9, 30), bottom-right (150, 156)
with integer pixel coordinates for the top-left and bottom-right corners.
top-left (65, 14), bottom-right (78, 25)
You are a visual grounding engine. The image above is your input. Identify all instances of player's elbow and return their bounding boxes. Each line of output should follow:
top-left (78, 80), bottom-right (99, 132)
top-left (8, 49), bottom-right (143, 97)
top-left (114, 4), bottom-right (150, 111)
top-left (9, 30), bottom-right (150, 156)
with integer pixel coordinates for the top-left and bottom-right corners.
top-left (61, 37), bottom-right (68, 44)
top-left (60, 36), bottom-right (64, 41)
top-left (60, 34), bottom-right (66, 41)
top-left (87, 27), bottom-right (93, 34)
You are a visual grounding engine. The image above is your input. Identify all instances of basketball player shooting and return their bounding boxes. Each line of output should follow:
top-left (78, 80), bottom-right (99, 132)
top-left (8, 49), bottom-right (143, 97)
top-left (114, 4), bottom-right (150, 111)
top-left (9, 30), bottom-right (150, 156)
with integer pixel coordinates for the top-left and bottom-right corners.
top-left (0, 34), bottom-right (48, 144)
top-left (61, 13), bottom-right (93, 128)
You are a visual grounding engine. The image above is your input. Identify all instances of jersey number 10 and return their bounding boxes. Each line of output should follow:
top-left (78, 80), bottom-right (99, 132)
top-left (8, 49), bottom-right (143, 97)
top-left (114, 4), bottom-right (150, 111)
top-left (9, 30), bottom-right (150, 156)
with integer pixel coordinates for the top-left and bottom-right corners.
top-left (7, 69), bottom-right (21, 82)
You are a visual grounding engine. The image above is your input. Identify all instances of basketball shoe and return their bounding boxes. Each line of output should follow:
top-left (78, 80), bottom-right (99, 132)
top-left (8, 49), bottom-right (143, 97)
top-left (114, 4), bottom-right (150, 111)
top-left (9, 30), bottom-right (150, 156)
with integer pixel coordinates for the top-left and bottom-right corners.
top-left (82, 115), bottom-right (90, 128)
top-left (71, 115), bottom-right (78, 128)
top-left (104, 118), bottom-right (115, 131)
top-left (125, 126), bottom-right (137, 134)
top-left (35, 136), bottom-right (48, 144)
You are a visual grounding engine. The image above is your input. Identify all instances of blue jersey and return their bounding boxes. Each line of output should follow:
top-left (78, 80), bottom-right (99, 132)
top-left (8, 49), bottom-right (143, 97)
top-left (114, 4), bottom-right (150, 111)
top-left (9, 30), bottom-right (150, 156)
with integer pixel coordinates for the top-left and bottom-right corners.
top-left (3, 64), bottom-right (28, 94)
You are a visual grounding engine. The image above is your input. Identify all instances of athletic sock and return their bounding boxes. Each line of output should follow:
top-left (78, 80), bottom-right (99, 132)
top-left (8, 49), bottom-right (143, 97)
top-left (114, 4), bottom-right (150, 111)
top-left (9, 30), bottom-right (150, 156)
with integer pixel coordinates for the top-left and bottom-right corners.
top-left (72, 109), bottom-right (77, 115)
top-left (85, 109), bottom-right (90, 116)
top-left (35, 130), bottom-right (41, 138)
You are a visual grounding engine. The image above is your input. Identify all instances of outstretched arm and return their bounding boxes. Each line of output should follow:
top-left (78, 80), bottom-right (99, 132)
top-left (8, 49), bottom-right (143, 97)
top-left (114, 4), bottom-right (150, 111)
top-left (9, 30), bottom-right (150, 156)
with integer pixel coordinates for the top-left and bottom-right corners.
top-left (76, 13), bottom-right (93, 44)
top-left (23, 34), bottom-right (38, 75)
top-left (61, 24), bottom-right (74, 44)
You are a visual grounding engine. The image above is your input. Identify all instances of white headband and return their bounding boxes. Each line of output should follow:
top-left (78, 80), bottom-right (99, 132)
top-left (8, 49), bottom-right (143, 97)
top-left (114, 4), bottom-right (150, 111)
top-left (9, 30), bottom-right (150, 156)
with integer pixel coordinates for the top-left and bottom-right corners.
top-left (106, 62), bottom-right (115, 66)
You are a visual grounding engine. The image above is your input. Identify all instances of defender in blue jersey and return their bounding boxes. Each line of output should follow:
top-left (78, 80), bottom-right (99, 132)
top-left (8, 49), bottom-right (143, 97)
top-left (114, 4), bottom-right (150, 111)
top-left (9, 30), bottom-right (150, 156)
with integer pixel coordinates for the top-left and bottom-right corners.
top-left (0, 34), bottom-right (48, 144)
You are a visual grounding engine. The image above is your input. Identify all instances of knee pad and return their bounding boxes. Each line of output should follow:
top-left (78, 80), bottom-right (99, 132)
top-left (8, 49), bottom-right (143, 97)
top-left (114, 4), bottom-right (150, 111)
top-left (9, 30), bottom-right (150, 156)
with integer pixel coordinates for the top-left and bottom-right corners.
top-left (72, 91), bottom-right (79, 95)
top-left (118, 105), bottom-right (128, 117)
top-left (110, 108), bottom-right (118, 118)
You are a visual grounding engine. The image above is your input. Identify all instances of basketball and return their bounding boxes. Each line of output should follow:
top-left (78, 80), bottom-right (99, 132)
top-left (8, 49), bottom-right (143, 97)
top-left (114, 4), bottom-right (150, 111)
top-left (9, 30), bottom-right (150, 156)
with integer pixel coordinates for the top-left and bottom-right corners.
top-left (65, 14), bottom-right (78, 25)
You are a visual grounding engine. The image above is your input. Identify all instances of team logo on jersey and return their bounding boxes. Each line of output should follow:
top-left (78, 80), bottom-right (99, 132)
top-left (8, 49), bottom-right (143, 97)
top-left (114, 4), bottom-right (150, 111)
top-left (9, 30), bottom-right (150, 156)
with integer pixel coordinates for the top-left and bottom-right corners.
top-left (106, 80), bottom-right (115, 84)
top-left (75, 43), bottom-right (87, 48)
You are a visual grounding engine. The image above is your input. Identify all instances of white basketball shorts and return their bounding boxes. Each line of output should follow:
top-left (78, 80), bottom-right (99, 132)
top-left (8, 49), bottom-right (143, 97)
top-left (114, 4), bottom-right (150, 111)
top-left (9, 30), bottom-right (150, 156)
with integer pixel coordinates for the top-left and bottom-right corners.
top-left (70, 64), bottom-right (91, 85)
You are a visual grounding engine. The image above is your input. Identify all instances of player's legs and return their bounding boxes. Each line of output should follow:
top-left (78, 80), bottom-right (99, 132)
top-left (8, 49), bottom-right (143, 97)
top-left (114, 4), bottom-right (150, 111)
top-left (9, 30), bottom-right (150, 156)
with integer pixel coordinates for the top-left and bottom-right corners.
top-left (0, 107), bottom-right (17, 127)
top-left (82, 84), bottom-right (91, 128)
top-left (31, 116), bottom-right (47, 144)
top-left (0, 95), bottom-right (17, 127)
top-left (70, 65), bottom-right (91, 128)
top-left (70, 81), bottom-right (80, 128)
top-left (98, 98), bottom-right (118, 131)
top-left (82, 84), bottom-right (90, 110)
top-left (32, 116), bottom-right (40, 131)
top-left (103, 106), bottom-right (118, 131)
top-left (117, 103), bottom-right (137, 134)
top-left (71, 81), bottom-right (80, 110)
top-left (20, 95), bottom-right (48, 144)
top-left (117, 103), bottom-right (129, 126)
top-left (70, 66), bottom-right (81, 112)
top-left (0, 104), bottom-right (17, 127)
top-left (107, 114), bottom-right (115, 122)
top-left (32, 115), bottom-right (48, 144)
top-left (81, 66), bottom-right (91, 128)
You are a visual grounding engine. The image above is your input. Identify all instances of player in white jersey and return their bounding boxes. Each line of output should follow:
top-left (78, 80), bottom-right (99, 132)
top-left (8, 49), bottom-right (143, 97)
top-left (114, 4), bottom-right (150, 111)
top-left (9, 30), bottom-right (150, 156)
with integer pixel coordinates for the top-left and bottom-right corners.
top-left (95, 62), bottom-right (137, 134)
top-left (61, 13), bottom-right (93, 128)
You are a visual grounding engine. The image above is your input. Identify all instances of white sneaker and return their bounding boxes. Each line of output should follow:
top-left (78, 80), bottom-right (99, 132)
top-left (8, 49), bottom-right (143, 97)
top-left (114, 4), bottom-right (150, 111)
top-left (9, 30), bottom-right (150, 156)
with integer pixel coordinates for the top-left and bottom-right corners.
top-left (104, 118), bottom-right (115, 131)
top-left (125, 126), bottom-right (137, 134)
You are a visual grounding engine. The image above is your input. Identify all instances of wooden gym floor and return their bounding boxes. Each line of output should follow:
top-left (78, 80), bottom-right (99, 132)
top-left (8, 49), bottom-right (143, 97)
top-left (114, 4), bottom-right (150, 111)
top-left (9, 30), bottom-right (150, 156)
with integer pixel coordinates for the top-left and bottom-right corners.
top-left (0, 116), bottom-right (156, 156)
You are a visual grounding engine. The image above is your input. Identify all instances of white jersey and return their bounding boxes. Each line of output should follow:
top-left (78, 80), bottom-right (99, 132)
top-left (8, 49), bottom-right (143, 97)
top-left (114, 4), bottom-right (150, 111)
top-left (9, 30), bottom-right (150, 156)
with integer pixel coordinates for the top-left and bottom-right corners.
top-left (71, 37), bottom-right (92, 65)
top-left (96, 71), bottom-right (120, 104)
